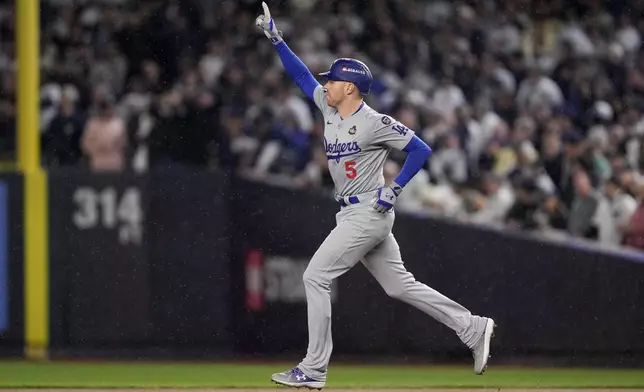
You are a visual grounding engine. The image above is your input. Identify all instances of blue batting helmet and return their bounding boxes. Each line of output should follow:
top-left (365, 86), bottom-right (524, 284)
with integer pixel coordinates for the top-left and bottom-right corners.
top-left (319, 58), bottom-right (373, 95)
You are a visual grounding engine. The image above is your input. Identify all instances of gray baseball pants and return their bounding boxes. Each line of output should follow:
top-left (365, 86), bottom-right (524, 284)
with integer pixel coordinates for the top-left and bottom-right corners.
top-left (298, 198), bottom-right (487, 381)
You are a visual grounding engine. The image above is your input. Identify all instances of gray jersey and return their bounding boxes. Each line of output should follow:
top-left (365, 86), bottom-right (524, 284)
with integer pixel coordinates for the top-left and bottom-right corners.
top-left (313, 86), bottom-right (415, 198)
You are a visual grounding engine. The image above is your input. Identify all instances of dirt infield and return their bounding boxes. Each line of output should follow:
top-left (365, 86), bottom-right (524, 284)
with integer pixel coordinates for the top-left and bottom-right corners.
top-left (4, 389), bottom-right (644, 392)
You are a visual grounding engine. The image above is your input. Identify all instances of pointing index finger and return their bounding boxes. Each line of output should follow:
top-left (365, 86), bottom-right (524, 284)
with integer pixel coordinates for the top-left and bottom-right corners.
top-left (262, 2), bottom-right (271, 19)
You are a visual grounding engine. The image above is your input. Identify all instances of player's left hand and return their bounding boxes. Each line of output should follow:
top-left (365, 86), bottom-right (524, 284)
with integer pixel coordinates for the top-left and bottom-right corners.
top-left (373, 182), bottom-right (403, 213)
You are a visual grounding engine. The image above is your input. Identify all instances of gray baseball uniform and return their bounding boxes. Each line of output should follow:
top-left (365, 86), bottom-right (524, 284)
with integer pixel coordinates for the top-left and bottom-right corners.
top-left (298, 86), bottom-right (487, 381)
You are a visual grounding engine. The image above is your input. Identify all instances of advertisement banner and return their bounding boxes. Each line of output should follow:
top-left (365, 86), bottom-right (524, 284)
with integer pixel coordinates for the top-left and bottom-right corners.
top-left (244, 250), bottom-right (338, 312)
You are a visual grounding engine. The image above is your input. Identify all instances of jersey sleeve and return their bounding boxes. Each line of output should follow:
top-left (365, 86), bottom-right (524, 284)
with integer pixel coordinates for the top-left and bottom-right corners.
top-left (371, 115), bottom-right (416, 150)
top-left (313, 85), bottom-right (335, 117)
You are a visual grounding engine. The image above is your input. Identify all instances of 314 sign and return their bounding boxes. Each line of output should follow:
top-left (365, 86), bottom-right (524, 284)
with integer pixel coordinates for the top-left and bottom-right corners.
top-left (72, 186), bottom-right (143, 245)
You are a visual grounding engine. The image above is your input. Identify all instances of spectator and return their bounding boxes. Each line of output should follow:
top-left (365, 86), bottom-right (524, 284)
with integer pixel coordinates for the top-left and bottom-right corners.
top-left (453, 105), bottom-right (481, 163)
top-left (430, 72), bottom-right (466, 121)
top-left (215, 106), bottom-right (258, 171)
top-left (81, 96), bottom-right (127, 172)
top-left (598, 175), bottom-right (638, 245)
top-left (199, 38), bottom-right (227, 89)
top-left (469, 173), bottom-right (515, 227)
top-left (478, 134), bottom-right (517, 178)
top-left (623, 184), bottom-right (644, 250)
top-left (472, 99), bottom-right (503, 155)
top-left (534, 194), bottom-right (569, 232)
top-left (546, 131), bottom-right (598, 206)
top-left (516, 64), bottom-right (564, 114)
top-left (486, 11), bottom-right (522, 56)
top-left (615, 15), bottom-right (641, 57)
top-left (89, 41), bottom-right (128, 96)
top-left (568, 170), bottom-right (603, 239)
top-left (273, 86), bottom-right (314, 134)
top-left (43, 87), bottom-right (85, 166)
top-left (505, 179), bottom-right (542, 231)
top-left (429, 133), bottom-right (468, 185)
top-left (424, 183), bottom-right (466, 219)
top-left (253, 110), bottom-right (310, 176)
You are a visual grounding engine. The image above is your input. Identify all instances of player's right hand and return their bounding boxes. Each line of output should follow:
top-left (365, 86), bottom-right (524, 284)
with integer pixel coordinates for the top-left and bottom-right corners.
top-left (255, 2), bottom-right (283, 45)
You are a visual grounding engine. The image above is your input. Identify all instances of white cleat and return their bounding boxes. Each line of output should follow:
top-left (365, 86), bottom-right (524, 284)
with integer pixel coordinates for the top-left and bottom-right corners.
top-left (472, 318), bottom-right (496, 375)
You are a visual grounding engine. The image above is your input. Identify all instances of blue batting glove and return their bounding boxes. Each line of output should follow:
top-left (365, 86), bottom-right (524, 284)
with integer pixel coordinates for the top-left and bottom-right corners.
top-left (373, 182), bottom-right (402, 213)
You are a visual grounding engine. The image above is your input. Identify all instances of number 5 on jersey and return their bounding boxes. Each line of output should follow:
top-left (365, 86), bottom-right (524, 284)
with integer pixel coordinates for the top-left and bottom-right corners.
top-left (345, 161), bottom-right (357, 179)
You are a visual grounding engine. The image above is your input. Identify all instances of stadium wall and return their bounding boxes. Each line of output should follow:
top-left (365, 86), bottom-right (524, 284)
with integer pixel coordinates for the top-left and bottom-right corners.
top-left (2, 169), bottom-right (644, 365)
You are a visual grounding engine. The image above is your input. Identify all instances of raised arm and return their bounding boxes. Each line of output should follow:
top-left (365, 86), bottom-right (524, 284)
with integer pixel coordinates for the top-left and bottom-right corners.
top-left (255, 2), bottom-right (320, 101)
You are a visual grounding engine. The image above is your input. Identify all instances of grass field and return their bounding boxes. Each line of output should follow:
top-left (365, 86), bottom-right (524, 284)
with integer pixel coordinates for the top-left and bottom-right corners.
top-left (0, 361), bottom-right (643, 389)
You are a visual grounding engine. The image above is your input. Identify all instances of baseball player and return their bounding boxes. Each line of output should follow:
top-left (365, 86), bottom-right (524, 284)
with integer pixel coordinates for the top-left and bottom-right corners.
top-left (255, 3), bottom-right (496, 390)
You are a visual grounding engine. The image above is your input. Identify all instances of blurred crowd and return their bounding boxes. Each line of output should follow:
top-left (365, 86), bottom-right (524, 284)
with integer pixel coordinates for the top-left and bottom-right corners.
top-left (1, 0), bottom-right (644, 249)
